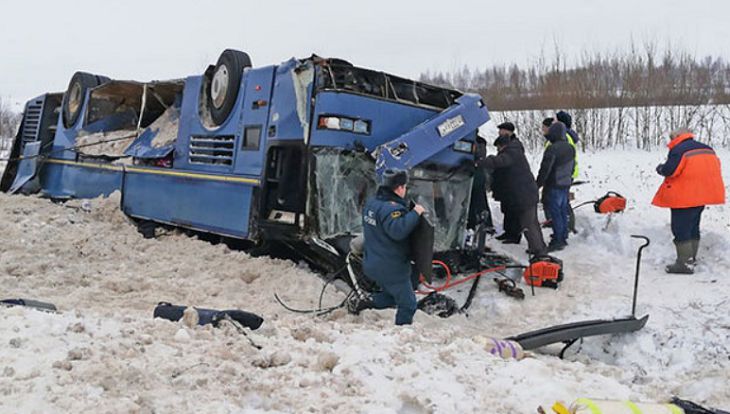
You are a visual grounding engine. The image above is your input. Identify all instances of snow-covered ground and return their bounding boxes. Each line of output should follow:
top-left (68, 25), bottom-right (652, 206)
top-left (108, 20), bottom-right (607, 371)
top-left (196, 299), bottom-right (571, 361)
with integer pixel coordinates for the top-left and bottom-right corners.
top-left (0, 149), bottom-right (728, 413)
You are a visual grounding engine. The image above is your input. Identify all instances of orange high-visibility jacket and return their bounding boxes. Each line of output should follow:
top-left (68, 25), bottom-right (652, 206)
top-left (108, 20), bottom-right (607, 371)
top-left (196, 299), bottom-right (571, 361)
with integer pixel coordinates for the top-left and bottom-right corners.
top-left (652, 133), bottom-right (725, 208)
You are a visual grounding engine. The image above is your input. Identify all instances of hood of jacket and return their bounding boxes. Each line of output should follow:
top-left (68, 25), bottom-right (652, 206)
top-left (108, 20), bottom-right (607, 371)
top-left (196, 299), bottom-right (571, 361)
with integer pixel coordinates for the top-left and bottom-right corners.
top-left (545, 122), bottom-right (567, 144)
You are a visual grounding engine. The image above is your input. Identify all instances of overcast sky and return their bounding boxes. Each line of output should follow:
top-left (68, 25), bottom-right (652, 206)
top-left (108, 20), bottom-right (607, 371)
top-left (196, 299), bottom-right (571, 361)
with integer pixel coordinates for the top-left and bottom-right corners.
top-left (1, 0), bottom-right (728, 110)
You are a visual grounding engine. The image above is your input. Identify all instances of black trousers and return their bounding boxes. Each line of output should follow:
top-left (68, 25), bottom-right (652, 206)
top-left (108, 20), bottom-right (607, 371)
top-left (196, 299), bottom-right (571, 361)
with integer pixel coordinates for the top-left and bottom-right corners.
top-left (501, 203), bottom-right (522, 240)
top-left (517, 205), bottom-right (547, 255)
top-left (502, 203), bottom-right (547, 255)
top-left (670, 206), bottom-right (704, 242)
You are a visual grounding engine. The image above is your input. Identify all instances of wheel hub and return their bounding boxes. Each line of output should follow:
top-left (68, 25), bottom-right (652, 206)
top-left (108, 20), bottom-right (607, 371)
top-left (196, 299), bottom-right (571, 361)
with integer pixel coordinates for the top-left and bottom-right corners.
top-left (68, 83), bottom-right (82, 116)
top-left (211, 65), bottom-right (230, 109)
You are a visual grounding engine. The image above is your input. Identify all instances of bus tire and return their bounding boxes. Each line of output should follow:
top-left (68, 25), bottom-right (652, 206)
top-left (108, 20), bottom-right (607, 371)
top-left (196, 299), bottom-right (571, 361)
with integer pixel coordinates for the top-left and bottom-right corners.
top-left (62, 71), bottom-right (108, 128)
top-left (207, 49), bottom-right (252, 126)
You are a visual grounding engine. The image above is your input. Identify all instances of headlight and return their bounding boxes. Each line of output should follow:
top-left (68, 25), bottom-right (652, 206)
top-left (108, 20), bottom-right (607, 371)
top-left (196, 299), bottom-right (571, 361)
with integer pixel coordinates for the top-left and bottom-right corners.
top-left (317, 115), bottom-right (371, 135)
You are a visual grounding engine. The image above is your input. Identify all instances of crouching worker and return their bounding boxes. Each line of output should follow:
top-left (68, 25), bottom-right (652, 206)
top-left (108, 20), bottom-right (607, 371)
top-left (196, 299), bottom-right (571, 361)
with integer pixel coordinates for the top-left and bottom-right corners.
top-left (652, 129), bottom-right (725, 274)
top-left (348, 169), bottom-right (425, 325)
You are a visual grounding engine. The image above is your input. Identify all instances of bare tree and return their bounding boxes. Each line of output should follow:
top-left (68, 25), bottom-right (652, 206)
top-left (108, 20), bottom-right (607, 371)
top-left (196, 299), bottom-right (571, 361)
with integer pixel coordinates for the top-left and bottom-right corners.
top-left (0, 97), bottom-right (21, 151)
top-left (421, 42), bottom-right (730, 111)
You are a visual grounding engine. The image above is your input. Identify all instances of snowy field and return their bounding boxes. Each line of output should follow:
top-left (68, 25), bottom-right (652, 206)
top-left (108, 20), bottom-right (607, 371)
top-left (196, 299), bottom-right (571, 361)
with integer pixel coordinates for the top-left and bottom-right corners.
top-left (0, 149), bottom-right (729, 413)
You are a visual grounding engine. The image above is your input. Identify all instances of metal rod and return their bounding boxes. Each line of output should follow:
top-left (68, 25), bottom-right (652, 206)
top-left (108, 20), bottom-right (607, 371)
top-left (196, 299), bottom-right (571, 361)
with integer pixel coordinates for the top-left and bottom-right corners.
top-left (630, 235), bottom-right (650, 317)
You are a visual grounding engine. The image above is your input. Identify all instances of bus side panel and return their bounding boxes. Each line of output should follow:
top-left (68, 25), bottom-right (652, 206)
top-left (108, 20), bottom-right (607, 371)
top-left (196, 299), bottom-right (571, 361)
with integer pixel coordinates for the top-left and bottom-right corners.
top-left (122, 171), bottom-right (254, 238)
top-left (309, 92), bottom-right (437, 150)
top-left (39, 162), bottom-right (123, 199)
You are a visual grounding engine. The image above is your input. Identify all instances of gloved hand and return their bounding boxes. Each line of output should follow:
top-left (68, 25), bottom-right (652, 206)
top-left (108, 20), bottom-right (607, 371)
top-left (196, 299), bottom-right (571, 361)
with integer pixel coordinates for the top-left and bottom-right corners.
top-left (656, 163), bottom-right (665, 175)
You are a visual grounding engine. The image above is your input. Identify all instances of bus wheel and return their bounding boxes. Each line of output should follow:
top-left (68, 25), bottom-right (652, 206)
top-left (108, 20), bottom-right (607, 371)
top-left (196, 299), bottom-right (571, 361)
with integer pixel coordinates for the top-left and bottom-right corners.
top-left (207, 49), bottom-right (252, 126)
top-left (62, 71), bottom-right (109, 128)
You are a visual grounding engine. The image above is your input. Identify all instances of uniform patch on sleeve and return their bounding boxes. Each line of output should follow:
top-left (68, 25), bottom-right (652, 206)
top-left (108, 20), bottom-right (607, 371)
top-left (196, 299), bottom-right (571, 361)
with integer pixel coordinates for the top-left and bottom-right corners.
top-left (390, 211), bottom-right (402, 219)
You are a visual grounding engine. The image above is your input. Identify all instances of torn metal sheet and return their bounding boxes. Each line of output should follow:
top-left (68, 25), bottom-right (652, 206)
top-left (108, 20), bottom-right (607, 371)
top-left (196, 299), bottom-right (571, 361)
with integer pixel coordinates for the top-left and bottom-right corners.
top-left (125, 104), bottom-right (181, 159)
top-left (75, 129), bottom-right (138, 158)
top-left (313, 149), bottom-right (472, 251)
top-left (292, 62), bottom-right (314, 143)
top-left (9, 141), bottom-right (41, 194)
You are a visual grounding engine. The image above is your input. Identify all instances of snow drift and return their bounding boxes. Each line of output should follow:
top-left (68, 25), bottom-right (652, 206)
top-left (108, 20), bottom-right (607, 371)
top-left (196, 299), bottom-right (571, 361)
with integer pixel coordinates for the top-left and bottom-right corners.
top-left (1, 149), bottom-right (728, 413)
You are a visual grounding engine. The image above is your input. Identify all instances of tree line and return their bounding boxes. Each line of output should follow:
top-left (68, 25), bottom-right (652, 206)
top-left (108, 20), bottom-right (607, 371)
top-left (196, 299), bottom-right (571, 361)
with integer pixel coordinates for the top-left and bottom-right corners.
top-left (420, 44), bottom-right (730, 111)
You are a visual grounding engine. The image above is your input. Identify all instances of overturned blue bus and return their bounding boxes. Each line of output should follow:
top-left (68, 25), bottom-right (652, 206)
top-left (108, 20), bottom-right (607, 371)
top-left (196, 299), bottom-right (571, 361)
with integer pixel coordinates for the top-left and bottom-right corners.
top-left (1, 49), bottom-right (490, 273)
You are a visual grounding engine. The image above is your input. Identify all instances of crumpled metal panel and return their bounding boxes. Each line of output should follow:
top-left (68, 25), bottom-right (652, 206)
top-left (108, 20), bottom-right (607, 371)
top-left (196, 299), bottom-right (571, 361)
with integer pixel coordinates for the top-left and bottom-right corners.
top-left (124, 104), bottom-right (180, 159)
top-left (313, 149), bottom-right (472, 252)
top-left (9, 141), bottom-right (41, 194)
top-left (375, 93), bottom-right (489, 176)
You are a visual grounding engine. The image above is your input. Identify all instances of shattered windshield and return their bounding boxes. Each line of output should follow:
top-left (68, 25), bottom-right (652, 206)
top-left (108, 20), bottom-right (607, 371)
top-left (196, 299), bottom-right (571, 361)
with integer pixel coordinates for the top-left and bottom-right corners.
top-left (312, 148), bottom-right (472, 251)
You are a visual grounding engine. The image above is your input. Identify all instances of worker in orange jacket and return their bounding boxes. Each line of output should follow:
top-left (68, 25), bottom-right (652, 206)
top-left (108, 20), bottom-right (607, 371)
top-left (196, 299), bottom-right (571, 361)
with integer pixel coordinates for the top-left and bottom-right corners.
top-left (652, 129), bottom-right (725, 274)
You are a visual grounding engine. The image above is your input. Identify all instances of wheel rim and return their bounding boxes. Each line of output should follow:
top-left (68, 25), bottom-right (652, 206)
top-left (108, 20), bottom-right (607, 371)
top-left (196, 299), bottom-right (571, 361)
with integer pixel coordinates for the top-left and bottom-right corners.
top-left (67, 83), bottom-right (82, 117)
top-left (211, 65), bottom-right (230, 109)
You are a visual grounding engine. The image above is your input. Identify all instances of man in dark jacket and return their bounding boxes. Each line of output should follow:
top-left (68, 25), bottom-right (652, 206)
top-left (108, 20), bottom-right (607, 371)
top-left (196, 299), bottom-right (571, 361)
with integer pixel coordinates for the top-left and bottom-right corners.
top-left (540, 117), bottom-right (554, 225)
top-left (478, 133), bottom-right (547, 256)
top-left (351, 169), bottom-right (425, 325)
top-left (467, 132), bottom-right (495, 232)
top-left (491, 122), bottom-right (526, 244)
top-left (536, 122), bottom-right (576, 252)
top-left (555, 110), bottom-right (580, 179)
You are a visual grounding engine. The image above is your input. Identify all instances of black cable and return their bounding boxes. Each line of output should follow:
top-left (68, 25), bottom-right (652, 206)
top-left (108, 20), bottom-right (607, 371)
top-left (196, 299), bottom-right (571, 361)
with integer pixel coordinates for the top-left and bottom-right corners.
top-left (274, 291), bottom-right (351, 316)
top-left (317, 278), bottom-right (333, 310)
top-left (317, 263), bottom-right (348, 309)
top-left (571, 200), bottom-right (596, 210)
top-left (459, 274), bottom-right (482, 313)
top-left (220, 314), bottom-right (262, 350)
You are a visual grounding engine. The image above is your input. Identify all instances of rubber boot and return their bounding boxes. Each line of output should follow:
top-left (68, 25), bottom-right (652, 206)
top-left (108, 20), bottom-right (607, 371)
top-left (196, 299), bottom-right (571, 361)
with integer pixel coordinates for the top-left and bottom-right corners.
top-left (665, 240), bottom-right (694, 274)
top-left (688, 239), bottom-right (699, 265)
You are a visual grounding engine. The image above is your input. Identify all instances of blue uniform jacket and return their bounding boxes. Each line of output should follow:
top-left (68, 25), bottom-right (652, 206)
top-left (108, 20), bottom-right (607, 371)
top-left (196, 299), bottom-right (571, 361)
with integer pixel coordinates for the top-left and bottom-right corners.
top-left (362, 187), bottom-right (420, 285)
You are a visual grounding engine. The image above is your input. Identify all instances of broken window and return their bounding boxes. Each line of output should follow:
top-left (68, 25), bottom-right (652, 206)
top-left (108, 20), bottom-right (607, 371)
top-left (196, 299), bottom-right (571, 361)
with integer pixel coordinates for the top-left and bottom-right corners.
top-left (77, 80), bottom-right (184, 159)
top-left (312, 148), bottom-right (472, 252)
top-left (315, 63), bottom-right (462, 110)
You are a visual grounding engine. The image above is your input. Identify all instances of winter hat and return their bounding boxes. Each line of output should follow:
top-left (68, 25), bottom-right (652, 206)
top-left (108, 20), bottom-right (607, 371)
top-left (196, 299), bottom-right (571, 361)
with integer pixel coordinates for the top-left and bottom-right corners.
top-left (496, 122), bottom-right (515, 132)
top-left (381, 168), bottom-right (409, 189)
top-left (493, 135), bottom-right (510, 147)
top-left (542, 117), bottom-right (554, 128)
top-left (556, 111), bottom-right (572, 128)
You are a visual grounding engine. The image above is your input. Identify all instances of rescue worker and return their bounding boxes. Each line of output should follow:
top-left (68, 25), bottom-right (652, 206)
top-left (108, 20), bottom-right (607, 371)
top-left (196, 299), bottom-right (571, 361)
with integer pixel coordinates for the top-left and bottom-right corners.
top-left (491, 122), bottom-right (526, 244)
top-left (652, 129), bottom-right (725, 274)
top-left (536, 122), bottom-right (575, 252)
top-left (478, 134), bottom-right (547, 256)
top-left (555, 110), bottom-right (581, 180)
top-left (542, 114), bottom-right (579, 232)
top-left (540, 117), bottom-right (554, 226)
top-left (349, 169), bottom-right (426, 325)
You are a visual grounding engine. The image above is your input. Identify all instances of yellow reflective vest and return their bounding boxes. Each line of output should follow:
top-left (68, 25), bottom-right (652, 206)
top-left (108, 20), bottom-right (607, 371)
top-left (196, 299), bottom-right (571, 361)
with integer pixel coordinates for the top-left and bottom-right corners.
top-left (545, 132), bottom-right (579, 179)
